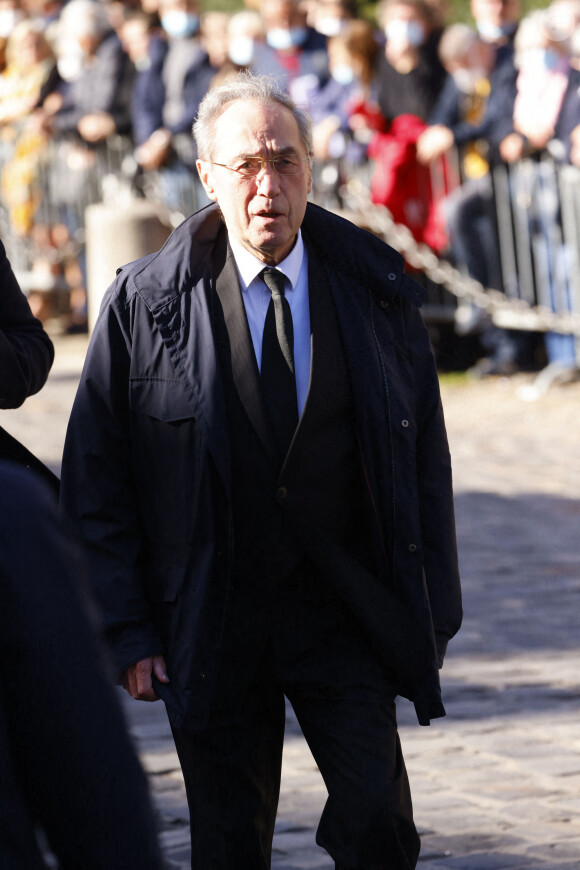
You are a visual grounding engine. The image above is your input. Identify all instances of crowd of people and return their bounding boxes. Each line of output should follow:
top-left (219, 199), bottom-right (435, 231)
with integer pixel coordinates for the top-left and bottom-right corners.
top-left (0, 0), bottom-right (579, 368)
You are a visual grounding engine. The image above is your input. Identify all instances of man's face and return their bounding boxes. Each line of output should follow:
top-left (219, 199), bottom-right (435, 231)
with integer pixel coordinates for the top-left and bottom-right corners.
top-left (197, 99), bottom-right (312, 265)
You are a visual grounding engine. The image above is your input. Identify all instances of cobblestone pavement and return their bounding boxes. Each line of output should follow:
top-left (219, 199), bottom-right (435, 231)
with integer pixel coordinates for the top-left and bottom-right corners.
top-left (3, 336), bottom-right (579, 870)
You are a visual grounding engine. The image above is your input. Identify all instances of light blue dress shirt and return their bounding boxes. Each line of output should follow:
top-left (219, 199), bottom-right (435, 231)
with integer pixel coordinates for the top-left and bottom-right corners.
top-left (229, 231), bottom-right (311, 417)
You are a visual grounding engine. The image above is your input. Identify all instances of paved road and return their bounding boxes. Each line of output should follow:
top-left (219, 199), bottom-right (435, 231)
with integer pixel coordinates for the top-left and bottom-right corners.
top-left (2, 336), bottom-right (579, 870)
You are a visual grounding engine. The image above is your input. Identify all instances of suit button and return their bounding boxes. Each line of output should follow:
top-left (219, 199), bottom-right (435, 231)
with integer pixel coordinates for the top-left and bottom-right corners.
top-left (408, 543), bottom-right (417, 552)
top-left (401, 419), bottom-right (409, 428)
top-left (387, 272), bottom-right (397, 281)
top-left (277, 486), bottom-right (287, 500)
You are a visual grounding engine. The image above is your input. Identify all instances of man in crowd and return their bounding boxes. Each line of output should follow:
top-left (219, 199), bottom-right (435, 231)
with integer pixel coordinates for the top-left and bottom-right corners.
top-left (61, 72), bottom-right (462, 870)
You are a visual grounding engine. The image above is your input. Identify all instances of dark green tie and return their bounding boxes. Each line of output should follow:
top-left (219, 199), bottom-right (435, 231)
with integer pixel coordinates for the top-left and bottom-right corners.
top-left (260, 267), bottom-right (298, 459)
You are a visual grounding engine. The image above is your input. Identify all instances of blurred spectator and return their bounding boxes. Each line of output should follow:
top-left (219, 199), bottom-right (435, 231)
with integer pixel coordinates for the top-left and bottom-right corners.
top-left (419, 0), bottom-right (524, 375)
top-left (504, 8), bottom-right (578, 370)
top-left (0, 461), bottom-right (163, 869)
top-left (308, 0), bottom-right (357, 37)
top-left (39, 0), bottom-right (131, 142)
top-left (0, 0), bottom-right (26, 71)
top-left (224, 9), bottom-right (265, 73)
top-left (119, 9), bottom-right (162, 146)
top-left (0, 21), bottom-right (59, 237)
top-left (201, 10), bottom-right (229, 71)
top-left (507, 10), bottom-right (571, 159)
top-left (309, 19), bottom-right (380, 163)
top-left (131, 0), bottom-right (214, 213)
top-left (368, 0), bottom-right (448, 250)
top-left (375, 0), bottom-right (447, 124)
top-left (251, 0), bottom-right (329, 103)
top-left (306, 18), bottom-right (381, 207)
top-left (0, 19), bottom-right (57, 128)
top-left (416, 24), bottom-right (493, 179)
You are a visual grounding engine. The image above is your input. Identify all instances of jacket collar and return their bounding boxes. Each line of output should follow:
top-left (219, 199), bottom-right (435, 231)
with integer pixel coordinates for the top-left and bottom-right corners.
top-left (129, 201), bottom-right (424, 311)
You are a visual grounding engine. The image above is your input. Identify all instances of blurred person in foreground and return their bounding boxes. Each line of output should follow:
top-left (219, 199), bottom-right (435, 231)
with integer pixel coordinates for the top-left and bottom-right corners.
top-left (0, 461), bottom-right (163, 869)
top-left (0, 237), bottom-right (58, 491)
top-left (61, 72), bottom-right (462, 870)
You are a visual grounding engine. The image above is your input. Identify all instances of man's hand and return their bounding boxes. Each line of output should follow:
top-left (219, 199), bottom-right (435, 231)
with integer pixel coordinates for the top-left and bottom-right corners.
top-left (121, 655), bottom-right (169, 701)
top-left (499, 132), bottom-right (524, 164)
top-left (416, 125), bottom-right (454, 164)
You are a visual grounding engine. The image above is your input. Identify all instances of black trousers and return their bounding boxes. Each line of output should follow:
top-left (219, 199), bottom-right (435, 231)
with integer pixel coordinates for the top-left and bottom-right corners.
top-left (171, 563), bottom-right (420, 870)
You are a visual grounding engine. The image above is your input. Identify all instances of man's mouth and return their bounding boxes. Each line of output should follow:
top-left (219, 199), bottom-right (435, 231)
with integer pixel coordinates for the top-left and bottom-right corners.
top-left (253, 209), bottom-right (282, 219)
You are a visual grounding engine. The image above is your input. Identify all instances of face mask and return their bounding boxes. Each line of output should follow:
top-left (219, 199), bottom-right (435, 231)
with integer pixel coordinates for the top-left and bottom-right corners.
top-left (161, 11), bottom-right (200, 38)
top-left (57, 44), bottom-right (85, 81)
top-left (521, 47), bottom-right (561, 72)
top-left (0, 8), bottom-right (23, 38)
top-left (267, 27), bottom-right (293, 50)
top-left (229, 35), bottom-right (254, 66)
top-left (477, 21), bottom-right (516, 42)
top-left (452, 68), bottom-right (479, 93)
top-left (316, 16), bottom-right (344, 37)
top-left (385, 19), bottom-right (425, 48)
top-left (289, 26), bottom-right (308, 46)
top-left (331, 63), bottom-right (355, 85)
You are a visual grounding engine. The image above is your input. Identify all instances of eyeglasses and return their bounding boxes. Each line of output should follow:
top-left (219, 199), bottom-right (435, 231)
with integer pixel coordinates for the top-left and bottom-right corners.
top-left (211, 154), bottom-right (310, 178)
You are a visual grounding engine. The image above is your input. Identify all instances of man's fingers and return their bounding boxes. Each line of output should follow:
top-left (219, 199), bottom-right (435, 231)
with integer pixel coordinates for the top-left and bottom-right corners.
top-left (135, 658), bottom-right (159, 700)
top-left (152, 655), bottom-right (170, 684)
top-left (121, 658), bottom-right (163, 702)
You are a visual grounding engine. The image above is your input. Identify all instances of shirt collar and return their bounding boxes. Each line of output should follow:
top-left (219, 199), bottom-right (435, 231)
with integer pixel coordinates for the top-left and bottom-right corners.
top-left (229, 230), bottom-right (305, 292)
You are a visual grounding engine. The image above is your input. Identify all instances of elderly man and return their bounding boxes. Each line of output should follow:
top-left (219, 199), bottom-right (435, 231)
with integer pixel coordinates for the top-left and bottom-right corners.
top-left (61, 73), bottom-right (462, 870)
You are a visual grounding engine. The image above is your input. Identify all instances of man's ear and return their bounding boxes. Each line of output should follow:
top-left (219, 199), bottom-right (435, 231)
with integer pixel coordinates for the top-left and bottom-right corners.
top-left (196, 160), bottom-right (219, 202)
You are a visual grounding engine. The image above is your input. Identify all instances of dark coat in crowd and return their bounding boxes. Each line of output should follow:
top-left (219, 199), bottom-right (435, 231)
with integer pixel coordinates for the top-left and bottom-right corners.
top-left (376, 42), bottom-right (447, 125)
top-left (51, 30), bottom-right (132, 136)
top-left (0, 462), bottom-right (163, 870)
top-left (438, 36), bottom-right (518, 163)
top-left (131, 35), bottom-right (214, 147)
top-left (251, 27), bottom-right (329, 93)
top-left (61, 202), bottom-right (462, 733)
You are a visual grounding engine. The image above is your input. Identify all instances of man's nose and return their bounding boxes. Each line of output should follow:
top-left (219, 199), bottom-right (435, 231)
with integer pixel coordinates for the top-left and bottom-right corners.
top-left (255, 161), bottom-right (281, 195)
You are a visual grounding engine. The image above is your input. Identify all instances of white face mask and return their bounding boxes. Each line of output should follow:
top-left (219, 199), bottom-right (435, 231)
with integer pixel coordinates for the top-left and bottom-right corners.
top-left (452, 68), bottom-right (480, 93)
top-left (228, 35), bottom-right (254, 66)
top-left (331, 63), bottom-right (355, 85)
top-left (519, 46), bottom-right (561, 73)
top-left (316, 16), bottom-right (344, 37)
top-left (385, 18), bottom-right (425, 47)
top-left (267, 26), bottom-right (293, 50)
top-left (161, 10), bottom-right (200, 38)
top-left (476, 20), bottom-right (517, 42)
top-left (267, 26), bottom-right (307, 50)
top-left (0, 8), bottom-right (23, 38)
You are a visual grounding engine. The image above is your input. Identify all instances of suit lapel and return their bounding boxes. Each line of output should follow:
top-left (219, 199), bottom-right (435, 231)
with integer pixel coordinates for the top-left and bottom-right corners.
top-left (213, 232), bottom-right (277, 463)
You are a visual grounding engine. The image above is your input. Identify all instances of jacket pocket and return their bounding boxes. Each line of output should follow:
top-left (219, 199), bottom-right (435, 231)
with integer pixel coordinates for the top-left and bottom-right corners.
top-left (130, 378), bottom-right (194, 423)
top-left (142, 545), bottom-right (187, 602)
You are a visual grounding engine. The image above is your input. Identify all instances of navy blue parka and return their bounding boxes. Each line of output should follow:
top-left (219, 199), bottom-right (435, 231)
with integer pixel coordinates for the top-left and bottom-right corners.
top-left (60, 202), bottom-right (462, 730)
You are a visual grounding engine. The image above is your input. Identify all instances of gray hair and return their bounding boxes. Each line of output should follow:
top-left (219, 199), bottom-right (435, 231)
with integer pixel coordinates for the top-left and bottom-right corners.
top-left (193, 72), bottom-right (313, 162)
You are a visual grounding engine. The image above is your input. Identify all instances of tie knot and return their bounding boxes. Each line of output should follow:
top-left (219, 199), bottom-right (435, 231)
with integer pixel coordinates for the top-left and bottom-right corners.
top-left (261, 267), bottom-right (286, 299)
